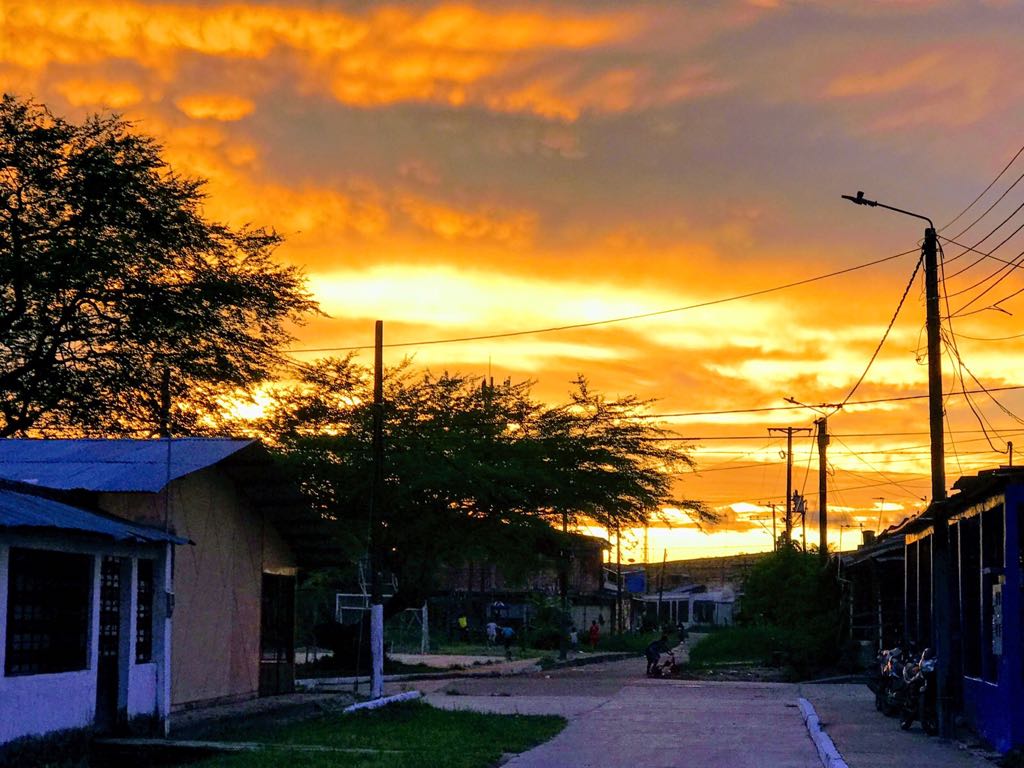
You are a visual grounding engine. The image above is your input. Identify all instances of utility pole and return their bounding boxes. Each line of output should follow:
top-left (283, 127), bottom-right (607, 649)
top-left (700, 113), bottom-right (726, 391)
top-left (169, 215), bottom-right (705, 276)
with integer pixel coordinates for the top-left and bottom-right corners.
top-left (768, 427), bottom-right (811, 547)
top-left (369, 321), bottom-right (385, 699)
top-left (770, 503), bottom-right (777, 551)
top-left (558, 512), bottom-right (569, 661)
top-left (816, 417), bottom-right (829, 561)
top-left (843, 192), bottom-right (952, 739)
top-left (615, 525), bottom-right (622, 634)
top-left (158, 367), bottom-right (172, 438)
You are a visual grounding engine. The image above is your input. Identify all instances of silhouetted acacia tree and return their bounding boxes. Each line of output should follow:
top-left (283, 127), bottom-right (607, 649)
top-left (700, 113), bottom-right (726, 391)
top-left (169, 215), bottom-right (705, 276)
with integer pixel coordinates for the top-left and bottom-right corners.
top-left (251, 357), bottom-right (712, 626)
top-left (0, 94), bottom-right (316, 435)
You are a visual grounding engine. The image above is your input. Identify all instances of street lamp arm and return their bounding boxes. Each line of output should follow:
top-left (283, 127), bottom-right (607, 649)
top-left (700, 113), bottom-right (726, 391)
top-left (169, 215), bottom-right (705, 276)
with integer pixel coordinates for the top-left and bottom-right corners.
top-left (841, 191), bottom-right (934, 229)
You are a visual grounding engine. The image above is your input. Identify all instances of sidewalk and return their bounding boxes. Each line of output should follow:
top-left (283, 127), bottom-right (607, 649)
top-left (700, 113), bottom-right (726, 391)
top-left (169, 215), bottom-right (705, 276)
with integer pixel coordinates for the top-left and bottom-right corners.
top-left (800, 684), bottom-right (998, 768)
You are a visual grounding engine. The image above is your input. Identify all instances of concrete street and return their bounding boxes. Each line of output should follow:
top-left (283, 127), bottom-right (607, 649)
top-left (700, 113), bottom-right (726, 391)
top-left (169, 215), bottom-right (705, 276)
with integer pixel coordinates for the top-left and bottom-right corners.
top-left (396, 655), bottom-right (997, 768)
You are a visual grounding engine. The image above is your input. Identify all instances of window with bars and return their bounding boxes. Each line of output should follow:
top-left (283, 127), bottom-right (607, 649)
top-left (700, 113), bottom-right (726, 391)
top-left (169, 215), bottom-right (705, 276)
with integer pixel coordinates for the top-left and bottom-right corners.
top-left (5, 548), bottom-right (92, 676)
top-left (135, 559), bottom-right (154, 663)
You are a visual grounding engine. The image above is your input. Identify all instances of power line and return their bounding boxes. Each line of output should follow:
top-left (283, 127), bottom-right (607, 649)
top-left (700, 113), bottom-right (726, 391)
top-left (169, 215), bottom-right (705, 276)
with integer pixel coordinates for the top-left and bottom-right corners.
top-left (940, 141), bottom-right (1024, 235)
top-left (284, 249), bottom-right (918, 354)
top-left (642, 383), bottom-right (1024, 420)
top-left (835, 254), bottom-right (923, 409)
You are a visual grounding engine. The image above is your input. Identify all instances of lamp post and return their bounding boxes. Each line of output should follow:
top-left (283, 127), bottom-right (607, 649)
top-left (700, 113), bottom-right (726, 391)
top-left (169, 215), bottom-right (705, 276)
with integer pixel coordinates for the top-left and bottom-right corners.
top-left (843, 191), bottom-right (954, 739)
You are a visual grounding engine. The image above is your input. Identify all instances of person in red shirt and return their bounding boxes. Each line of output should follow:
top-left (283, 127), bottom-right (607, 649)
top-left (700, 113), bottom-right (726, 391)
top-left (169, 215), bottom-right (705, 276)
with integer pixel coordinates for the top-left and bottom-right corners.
top-left (588, 620), bottom-right (600, 650)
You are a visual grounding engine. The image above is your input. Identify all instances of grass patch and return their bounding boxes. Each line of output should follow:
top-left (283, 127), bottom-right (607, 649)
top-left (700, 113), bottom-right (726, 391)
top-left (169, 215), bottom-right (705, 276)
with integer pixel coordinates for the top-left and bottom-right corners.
top-left (187, 701), bottom-right (565, 768)
top-left (592, 631), bottom-right (664, 654)
top-left (687, 626), bottom-right (785, 667)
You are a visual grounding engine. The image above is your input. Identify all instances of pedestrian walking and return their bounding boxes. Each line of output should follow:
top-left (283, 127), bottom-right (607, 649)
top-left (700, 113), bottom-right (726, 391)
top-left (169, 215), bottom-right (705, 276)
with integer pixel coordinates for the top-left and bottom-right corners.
top-left (588, 619), bottom-right (600, 650)
top-left (501, 625), bottom-right (516, 660)
top-left (486, 619), bottom-right (498, 646)
top-left (569, 626), bottom-right (579, 652)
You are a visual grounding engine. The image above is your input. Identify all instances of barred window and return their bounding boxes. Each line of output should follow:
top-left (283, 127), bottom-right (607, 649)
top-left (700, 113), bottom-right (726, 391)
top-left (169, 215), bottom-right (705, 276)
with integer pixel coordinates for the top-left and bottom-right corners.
top-left (135, 559), bottom-right (154, 663)
top-left (5, 548), bottom-right (92, 676)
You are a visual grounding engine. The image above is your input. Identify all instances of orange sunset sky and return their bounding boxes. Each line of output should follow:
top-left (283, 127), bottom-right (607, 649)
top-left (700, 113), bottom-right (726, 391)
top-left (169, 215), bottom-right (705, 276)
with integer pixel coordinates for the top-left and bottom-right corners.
top-left (3, 0), bottom-right (1024, 561)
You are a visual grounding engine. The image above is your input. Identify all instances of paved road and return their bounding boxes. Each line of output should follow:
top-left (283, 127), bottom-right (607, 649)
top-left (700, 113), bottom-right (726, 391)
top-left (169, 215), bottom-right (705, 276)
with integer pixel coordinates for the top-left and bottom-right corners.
top-left (402, 656), bottom-right (996, 768)
top-left (413, 656), bottom-right (819, 768)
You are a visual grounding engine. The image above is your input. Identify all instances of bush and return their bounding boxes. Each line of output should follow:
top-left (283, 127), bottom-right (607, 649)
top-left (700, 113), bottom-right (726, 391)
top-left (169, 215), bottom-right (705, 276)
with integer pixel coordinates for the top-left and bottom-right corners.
top-left (735, 547), bottom-right (843, 676)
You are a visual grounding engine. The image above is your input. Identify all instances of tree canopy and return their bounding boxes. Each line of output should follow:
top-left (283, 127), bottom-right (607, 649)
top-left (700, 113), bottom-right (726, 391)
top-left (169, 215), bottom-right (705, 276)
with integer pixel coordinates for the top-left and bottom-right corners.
top-left (0, 94), bottom-right (316, 436)
top-left (250, 356), bottom-right (712, 610)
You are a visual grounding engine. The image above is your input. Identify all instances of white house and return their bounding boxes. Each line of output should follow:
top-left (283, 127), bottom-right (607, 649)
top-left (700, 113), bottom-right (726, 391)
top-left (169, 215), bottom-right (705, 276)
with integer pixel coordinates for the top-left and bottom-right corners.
top-left (0, 488), bottom-right (184, 746)
top-left (639, 584), bottom-right (737, 627)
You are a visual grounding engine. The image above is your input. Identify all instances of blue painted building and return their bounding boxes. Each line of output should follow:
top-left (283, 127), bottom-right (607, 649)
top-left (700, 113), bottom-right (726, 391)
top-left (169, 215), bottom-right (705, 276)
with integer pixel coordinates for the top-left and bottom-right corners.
top-left (902, 467), bottom-right (1024, 753)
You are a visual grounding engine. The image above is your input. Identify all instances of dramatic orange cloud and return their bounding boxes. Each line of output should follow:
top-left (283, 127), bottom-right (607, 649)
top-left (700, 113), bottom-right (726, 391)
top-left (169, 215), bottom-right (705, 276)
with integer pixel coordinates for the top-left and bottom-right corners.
top-left (5, 0), bottom-right (1024, 557)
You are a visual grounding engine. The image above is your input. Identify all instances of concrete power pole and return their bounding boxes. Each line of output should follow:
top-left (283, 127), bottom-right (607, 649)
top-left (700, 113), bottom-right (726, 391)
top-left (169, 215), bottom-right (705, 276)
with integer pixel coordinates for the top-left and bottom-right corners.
top-left (816, 417), bottom-right (829, 561)
top-left (768, 427), bottom-right (811, 546)
top-left (369, 321), bottom-right (385, 699)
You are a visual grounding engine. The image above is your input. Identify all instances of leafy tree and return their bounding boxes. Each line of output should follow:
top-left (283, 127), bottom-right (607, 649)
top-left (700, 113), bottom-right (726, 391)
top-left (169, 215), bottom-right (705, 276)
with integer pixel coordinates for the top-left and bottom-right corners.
top-left (250, 357), bottom-right (711, 629)
top-left (738, 547), bottom-right (844, 674)
top-left (0, 94), bottom-right (316, 435)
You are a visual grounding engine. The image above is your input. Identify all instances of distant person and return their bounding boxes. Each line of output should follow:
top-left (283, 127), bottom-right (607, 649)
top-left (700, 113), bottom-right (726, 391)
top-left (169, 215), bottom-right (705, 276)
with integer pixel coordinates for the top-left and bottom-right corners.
top-left (486, 620), bottom-right (498, 646)
top-left (645, 632), bottom-right (673, 676)
top-left (588, 620), bottom-right (600, 650)
top-left (569, 626), bottom-right (579, 652)
top-left (677, 621), bottom-right (689, 645)
top-left (501, 625), bottom-right (516, 660)
top-left (457, 614), bottom-right (469, 642)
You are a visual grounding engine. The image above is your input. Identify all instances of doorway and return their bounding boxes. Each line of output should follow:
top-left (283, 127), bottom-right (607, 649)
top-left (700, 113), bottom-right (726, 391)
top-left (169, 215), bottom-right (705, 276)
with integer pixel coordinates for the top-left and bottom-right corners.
top-left (95, 555), bottom-right (126, 733)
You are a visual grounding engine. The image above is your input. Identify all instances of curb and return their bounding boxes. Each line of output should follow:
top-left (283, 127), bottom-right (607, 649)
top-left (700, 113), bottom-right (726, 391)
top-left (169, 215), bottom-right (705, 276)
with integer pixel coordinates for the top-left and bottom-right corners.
top-left (797, 697), bottom-right (849, 768)
top-left (544, 651), bottom-right (636, 670)
top-left (298, 651), bottom-right (636, 690)
top-left (298, 664), bottom-right (542, 690)
top-left (343, 690), bottom-right (422, 713)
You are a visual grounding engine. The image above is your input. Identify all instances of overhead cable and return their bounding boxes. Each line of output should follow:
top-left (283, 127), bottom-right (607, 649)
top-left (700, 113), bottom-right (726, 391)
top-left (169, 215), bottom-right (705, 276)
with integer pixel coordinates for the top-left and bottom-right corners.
top-left (284, 249), bottom-right (918, 354)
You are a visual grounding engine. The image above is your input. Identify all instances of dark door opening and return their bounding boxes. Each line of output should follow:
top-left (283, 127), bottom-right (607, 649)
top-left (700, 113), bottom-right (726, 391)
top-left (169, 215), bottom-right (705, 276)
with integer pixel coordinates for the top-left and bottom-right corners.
top-left (95, 556), bottom-right (126, 733)
top-left (260, 573), bottom-right (296, 695)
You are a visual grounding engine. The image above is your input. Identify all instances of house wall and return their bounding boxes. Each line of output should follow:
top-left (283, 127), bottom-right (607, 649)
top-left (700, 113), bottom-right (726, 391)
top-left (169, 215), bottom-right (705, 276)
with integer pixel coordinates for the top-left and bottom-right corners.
top-left (0, 535), bottom-right (170, 745)
top-left (99, 468), bottom-right (297, 711)
top-left (954, 489), bottom-right (1024, 753)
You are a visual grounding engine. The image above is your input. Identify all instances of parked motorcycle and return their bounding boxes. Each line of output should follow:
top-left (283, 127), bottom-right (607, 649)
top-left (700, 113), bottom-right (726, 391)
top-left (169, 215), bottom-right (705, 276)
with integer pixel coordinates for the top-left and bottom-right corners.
top-left (869, 646), bottom-right (906, 717)
top-left (899, 648), bottom-right (938, 735)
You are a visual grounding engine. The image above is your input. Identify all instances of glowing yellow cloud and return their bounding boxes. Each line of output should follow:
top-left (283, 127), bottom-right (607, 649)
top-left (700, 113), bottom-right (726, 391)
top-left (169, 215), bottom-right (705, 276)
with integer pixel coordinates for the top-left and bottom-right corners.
top-left (175, 93), bottom-right (255, 121)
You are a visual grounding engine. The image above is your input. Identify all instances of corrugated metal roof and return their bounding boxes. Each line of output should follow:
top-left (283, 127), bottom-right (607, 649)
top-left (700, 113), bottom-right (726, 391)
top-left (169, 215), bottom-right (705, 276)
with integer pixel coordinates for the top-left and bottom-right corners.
top-left (0, 488), bottom-right (187, 544)
top-left (0, 438), bottom-right (253, 493)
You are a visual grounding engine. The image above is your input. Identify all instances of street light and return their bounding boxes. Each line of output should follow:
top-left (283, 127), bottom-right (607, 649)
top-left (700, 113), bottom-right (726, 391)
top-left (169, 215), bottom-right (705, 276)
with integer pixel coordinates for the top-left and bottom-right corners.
top-left (842, 190), bottom-right (954, 739)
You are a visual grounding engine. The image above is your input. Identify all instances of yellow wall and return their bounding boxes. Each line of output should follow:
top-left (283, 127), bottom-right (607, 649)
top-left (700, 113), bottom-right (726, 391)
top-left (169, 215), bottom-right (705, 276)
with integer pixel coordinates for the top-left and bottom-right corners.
top-left (99, 468), bottom-right (296, 709)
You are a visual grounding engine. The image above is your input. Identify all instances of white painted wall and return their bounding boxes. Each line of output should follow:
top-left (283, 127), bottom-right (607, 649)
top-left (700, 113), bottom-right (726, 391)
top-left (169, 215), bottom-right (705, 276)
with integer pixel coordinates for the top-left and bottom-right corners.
top-left (127, 663), bottom-right (158, 718)
top-left (0, 535), bottom-right (173, 745)
top-left (0, 670), bottom-right (97, 743)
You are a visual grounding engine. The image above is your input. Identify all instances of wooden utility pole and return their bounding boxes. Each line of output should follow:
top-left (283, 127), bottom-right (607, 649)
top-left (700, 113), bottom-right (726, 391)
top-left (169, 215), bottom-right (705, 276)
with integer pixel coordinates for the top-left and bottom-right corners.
top-left (816, 417), bottom-right (829, 561)
top-left (768, 427), bottom-right (811, 546)
top-left (159, 367), bottom-right (171, 438)
top-left (924, 225), bottom-right (954, 739)
top-left (657, 548), bottom-right (667, 627)
top-left (615, 526), bottom-right (622, 634)
top-left (843, 192), bottom-right (951, 738)
top-left (369, 321), bottom-right (385, 699)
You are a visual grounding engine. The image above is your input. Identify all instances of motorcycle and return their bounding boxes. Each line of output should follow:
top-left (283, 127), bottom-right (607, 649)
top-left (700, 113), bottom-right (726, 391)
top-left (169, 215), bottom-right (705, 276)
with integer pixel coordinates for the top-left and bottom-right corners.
top-left (869, 646), bottom-right (906, 717)
top-left (899, 649), bottom-right (938, 735)
top-left (647, 650), bottom-right (678, 678)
